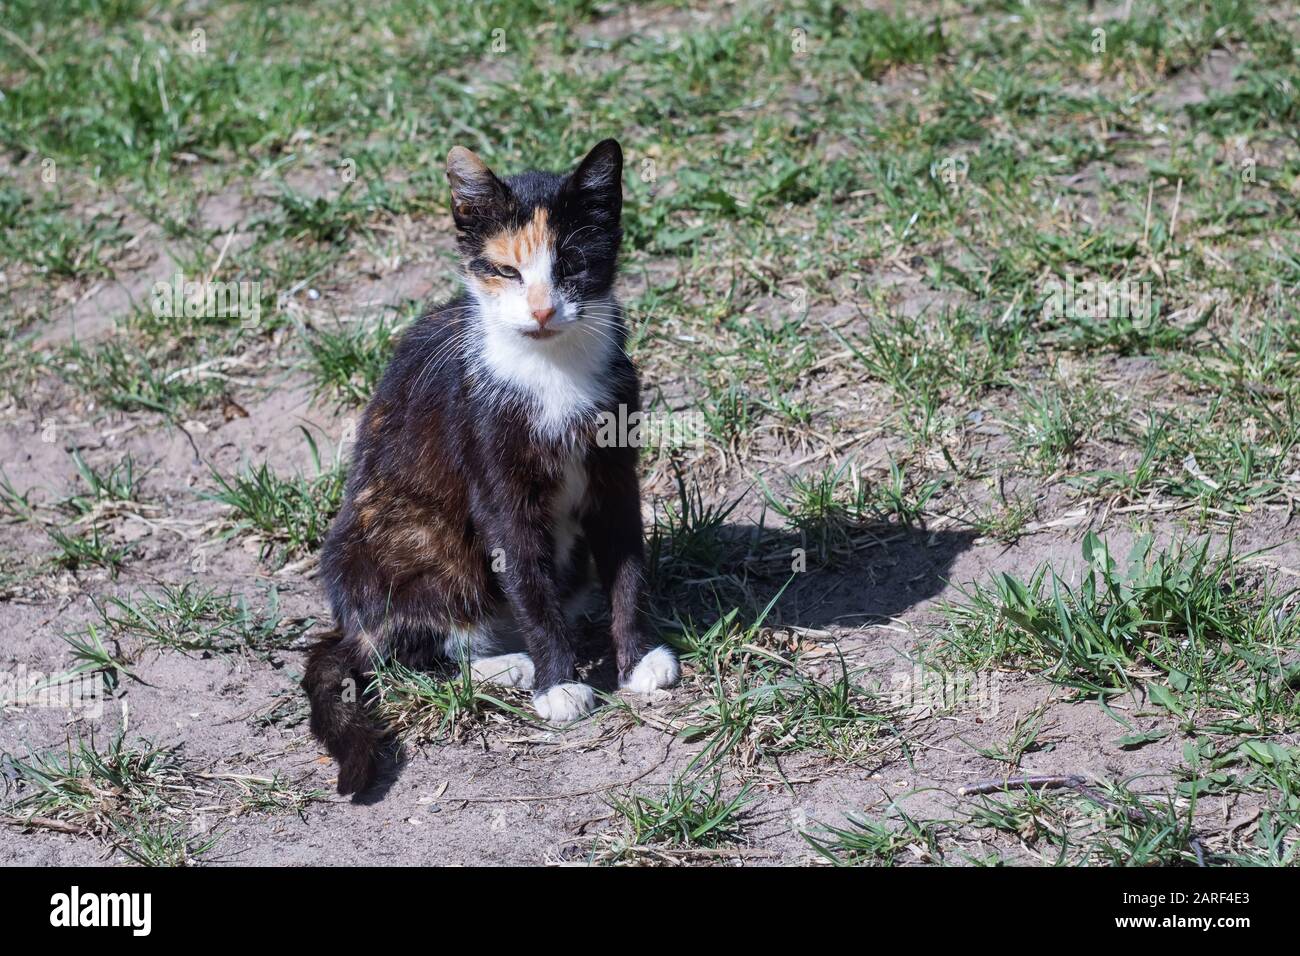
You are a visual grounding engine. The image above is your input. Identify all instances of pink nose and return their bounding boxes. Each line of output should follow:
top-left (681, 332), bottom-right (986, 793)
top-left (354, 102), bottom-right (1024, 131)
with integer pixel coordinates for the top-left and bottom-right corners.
top-left (532, 307), bottom-right (555, 328)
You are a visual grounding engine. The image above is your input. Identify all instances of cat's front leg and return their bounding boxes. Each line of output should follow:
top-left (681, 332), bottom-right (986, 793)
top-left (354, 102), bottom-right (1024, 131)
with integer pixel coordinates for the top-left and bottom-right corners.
top-left (582, 447), bottom-right (680, 694)
top-left (480, 504), bottom-right (594, 723)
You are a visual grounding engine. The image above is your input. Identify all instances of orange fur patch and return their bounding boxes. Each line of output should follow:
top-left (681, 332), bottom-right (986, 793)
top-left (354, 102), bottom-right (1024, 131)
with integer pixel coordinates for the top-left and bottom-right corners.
top-left (483, 207), bottom-right (553, 268)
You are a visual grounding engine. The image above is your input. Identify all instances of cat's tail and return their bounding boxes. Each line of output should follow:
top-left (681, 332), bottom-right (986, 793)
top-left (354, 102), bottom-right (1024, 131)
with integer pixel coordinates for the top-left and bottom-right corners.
top-left (302, 628), bottom-right (384, 795)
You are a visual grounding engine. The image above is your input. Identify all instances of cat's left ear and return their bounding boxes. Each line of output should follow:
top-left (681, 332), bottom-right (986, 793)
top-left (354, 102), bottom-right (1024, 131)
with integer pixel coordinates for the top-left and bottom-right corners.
top-left (567, 139), bottom-right (623, 220)
top-left (446, 146), bottom-right (510, 226)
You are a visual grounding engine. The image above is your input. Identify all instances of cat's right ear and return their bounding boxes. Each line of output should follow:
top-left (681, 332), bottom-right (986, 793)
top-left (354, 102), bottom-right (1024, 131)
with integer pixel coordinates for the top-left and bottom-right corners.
top-left (446, 147), bottom-right (508, 226)
top-left (567, 139), bottom-right (623, 222)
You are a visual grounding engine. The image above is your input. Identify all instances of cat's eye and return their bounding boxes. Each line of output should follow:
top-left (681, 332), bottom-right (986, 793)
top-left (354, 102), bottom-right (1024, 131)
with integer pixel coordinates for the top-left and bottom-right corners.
top-left (492, 264), bottom-right (521, 280)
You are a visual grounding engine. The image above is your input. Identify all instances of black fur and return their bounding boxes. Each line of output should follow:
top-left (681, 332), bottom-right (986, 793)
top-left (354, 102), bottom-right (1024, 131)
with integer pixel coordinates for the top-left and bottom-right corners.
top-left (303, 629), bottom-right (380, 795)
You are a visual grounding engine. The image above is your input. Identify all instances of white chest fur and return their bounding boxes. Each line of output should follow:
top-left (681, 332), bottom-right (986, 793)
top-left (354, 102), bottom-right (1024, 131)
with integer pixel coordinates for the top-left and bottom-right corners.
top-left (478, 332), bottom-right (612, 439)
top-left (551, 452), bottom-right (589, 576)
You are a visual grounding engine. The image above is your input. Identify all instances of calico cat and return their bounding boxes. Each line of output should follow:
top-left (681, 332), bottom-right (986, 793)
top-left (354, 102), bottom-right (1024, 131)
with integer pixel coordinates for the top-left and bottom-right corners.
top-left (303, 139), bottom-right (679, 795)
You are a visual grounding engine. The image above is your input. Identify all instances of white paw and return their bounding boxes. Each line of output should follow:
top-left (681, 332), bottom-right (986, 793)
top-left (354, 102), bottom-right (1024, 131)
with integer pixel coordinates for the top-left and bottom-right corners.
top-left (470, 653), bottom-right (535, 689)
top-left (622, 646), bottom-right (680, 694)
top-left (533, 683), bottom-right (596, 723)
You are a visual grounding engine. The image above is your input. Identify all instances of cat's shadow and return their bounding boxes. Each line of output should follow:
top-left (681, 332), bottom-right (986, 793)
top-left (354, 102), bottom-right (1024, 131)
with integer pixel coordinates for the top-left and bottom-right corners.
top-left (576, 520), bottom-right (977, 691)
top-left (350, 521), bottom-right (975, 802)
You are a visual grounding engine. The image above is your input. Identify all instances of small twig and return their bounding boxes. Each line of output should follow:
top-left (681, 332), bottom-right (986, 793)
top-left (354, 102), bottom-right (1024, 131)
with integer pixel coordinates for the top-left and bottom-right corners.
top-left (958, 773), bottom-right (1085, 797)
top-left (1142, 181), bottom-right (1154, 248)
top-left (1169, 177), bottom-right (1183, 242)
top-left (204, 228), bottom-right (236, 285)
top-left (2, 813), bottom-right (88, 835)
top-left (649, 846), bottom-right (778, 860)
top-left (956, 772), bottom-right (1207, 865)
top-left (0, 25), bottom-right (48, 72)
top-left (197, 772), bottom-right (276, 785)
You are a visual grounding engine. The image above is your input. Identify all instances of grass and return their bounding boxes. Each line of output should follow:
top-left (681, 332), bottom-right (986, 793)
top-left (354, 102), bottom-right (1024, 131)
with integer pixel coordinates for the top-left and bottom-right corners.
top-left (60, 450), bottom-right (146, 516)
top-left (594, 772), bottom-right (752, 864)
top-left (373, 658), bottom-right (536, 742)
top-left (0, 454), bottom-right (141, 577)
top-left (0, 731), bottom-right (324, 865)
top-left (224, 772), bottom-right (328, 820)
top-left (301, 312), bottom-right (405, 406)
top-left (971, 701), bottom-right (1053, 770)
top-left (110, 820), bottom-right (222, 867)
top-left (205, 429), bottom-right (345, 566)
top-left (803, 805), bottom-right (945, 866)
top-left (0, 732), bottom-right (218, 863)
top-left (62, 624), bottom-right (138, 690)
top-left (672, 595), bottom-right (899, 771)
top-left (1005, 383), bottom-right (1092, 474)
top-left (762, 458), bottom-right (944, 561)
top-left (646, 469), bottom-right (745, 605)
top-left (0, 198), bottom-right (126, 281)
top-left (90, 583), bottom-right (311, 658)
top-left (45, 522), bottom-right (132, 576)
top-left (938, 532), bottom-right (1300, 732)
top-left (60, 337), bottom-right (230, 417)
top-left (963, 779), bottom-right (1209, 866)
top-left (680, 651), bottom-right (894, 769)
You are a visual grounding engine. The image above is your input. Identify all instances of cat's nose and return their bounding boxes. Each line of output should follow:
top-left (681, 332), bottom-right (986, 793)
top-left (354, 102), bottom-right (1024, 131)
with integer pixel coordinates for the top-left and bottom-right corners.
top-left (531, 306), bottom-right (556, 328)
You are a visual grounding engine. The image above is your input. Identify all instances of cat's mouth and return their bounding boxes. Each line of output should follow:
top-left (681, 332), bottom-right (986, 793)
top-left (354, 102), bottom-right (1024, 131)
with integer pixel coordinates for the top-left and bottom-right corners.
top-left (522, 327), bottom-right (562, 340)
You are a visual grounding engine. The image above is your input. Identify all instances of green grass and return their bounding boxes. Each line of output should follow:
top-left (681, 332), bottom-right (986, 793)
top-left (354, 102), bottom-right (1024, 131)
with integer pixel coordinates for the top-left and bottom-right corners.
top-left (91, 583), bottom-right (311, 657)
top-left (971, 701), bottom-right (1052, 770)
top-left (221, 771), bottom-right (327, 820)
top-left (60, 450), bottom-right (146, 516)
top-left (0, 199), bottom-right (126, 280)
top-left (963, 779), bottom-right (1208, 866)
top-left (673, 595), bottom-right (899, 771)
top-left (1, 731), bottom-right (323, 864)
top-left (261, 181), bottom-right (404, 246)
top-left (646, 470), bottom-right (745, 606)
top-left (61, 623), bottom-right (138, 689)
top-left (46, 521), bottom-right (132, 576)
top-left (373, 657), bottom-right (535, 741)
top-left (0, 732), bottom-right (219, 863)
top-left (762, 458), bottom-right (944, 562)
top-left (205, 429), bottom-right (345, 566)
top-left (804, 805), bottom-right (944, 866)
top-left (301, 313), bottom-right (405, 407)
top-left (1005, 383), bottom-right (1092, 474)
top-left (596, 771), bottom-right (752, 864)
top-left (0, 455), bottom-right (141, 577)
top-left (60, 337), bottom-right (230, 416)
top-left (939, 533), bottom-right (1300, 732)
top-left (111, 820), bottom-right (221, 867)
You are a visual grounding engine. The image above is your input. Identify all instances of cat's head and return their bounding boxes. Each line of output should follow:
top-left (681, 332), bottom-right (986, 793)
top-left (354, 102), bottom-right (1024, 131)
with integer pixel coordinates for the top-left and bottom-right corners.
top-left (446, 139), bottom-right (623, 343)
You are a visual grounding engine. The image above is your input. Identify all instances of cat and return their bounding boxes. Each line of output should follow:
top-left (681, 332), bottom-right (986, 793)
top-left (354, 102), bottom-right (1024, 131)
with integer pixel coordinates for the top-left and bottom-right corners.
top-left (303, 139), bottom-right (679, 795)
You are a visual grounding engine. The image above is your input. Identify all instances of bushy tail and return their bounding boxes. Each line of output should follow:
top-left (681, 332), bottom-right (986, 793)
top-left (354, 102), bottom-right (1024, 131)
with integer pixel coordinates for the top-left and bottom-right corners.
top-left (302, 629), bottom-right (384, 795)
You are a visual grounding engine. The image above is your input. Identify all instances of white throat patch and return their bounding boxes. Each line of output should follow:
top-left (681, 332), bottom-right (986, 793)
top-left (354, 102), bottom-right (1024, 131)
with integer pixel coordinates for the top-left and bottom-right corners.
top-left (470, 295), bottom-right (618, 440)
